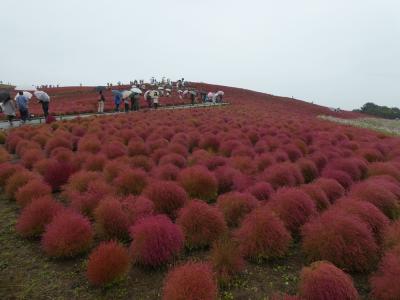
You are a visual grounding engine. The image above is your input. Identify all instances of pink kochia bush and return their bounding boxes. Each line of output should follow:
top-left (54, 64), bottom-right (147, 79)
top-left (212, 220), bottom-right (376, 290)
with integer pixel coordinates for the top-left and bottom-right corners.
top-left (383, 220), bottom-right (400, 250)
top-left (15, 179), bottom-right (52, 207)
top-left (176, 200), bottom-right (227, 248)
top-left (313, 178), bottom-right (345, 203)
top-left (268, 187), bottom-right (316, 234)
top-left (210, 238), bottom-right (246, 284)
top-left (16, 196), bottom-right (64, 238)
top-left (301, 184), bottom-right (330, 211)
top-left (129, 215), bottom-right (184, 267)
top-left (262, 162), bottom-right (304, 189)
top-left (247, 182), bottom-right (273, 201)
top-left (217, 192), bottom-right (259, 227)
top-left (299, 261), bottom-right (359, 300)
top-left (114, 169), bottom-right (148, 196)
top-left (122, 195), bottom-right (154, 225)
top-left (144, 181), bottom-right (188, 218)
top-left (178, 166), bottom-right (218, 202)
top-left (94, 198), bottom-right (130, 240)
top-left (162, 262), bottom-right (218, 300)
top-left (370, 246), bottom-right (400, 300)
top-left (234, 207), bottom-right (292, 260)
top-left (86, 241), bottom-right (131, 286)
top-left (302, 209), bottom-right (378, 272)
top-left (41, 210), bottom-right (93, 257)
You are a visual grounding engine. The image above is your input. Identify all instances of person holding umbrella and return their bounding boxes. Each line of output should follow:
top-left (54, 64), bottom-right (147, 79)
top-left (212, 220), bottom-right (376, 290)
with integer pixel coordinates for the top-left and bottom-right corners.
top-left (1, 92), bottom-right (17, 126)
top-left (98, 90), bottom-right (105, 113)
top-left (16, 91), bottom-right (29, 123)
top-left (114, 92), bottom-right (122, 112)
top-left (34, 91), bottom-right (50, 117)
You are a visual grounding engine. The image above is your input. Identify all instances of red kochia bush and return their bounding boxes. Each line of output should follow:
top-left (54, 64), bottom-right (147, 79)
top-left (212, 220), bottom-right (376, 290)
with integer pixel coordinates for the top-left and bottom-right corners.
top-left (86, 241), bottom-right (131, 286)
top-left (178, 166), bottom-right (218, 202)
top-left (302, 210), bottom-right (378, 272)
top-left (313, 178), bottom-right (345, 203)
top-left (153, 163), bottom-right (180, 181)
top-left (334, 197), bottom-right (390, 244)
top-left (0, 163), bottom-right (23, 187)
top-left (21, 148), bottom-right (45, 169)
top-left (41, 210), bottom-right (93, 257)
top-left (234, 207), bottom-right (292, 260)
top-left (129, 215), bottom-right (184, 267)
top-left (299, 261), bottom-right (359, 300)
top-left (15, 180), bottom-right (52, 207)
top-left (94, 198), bottom-right (130, 240)
top-left (210, 238), bottom-right (245, 284)
top-left (42, 159), bottom-right (75, 192)
top-left (368, 162), bottom-right (400, 182)
top-left (296, 158), bottom-right (318, 183)
top-left (247, 182), bottom-right (273, 201)
top-left (217, 192), bottom-right (259, 227)
top-left (162, 262), bottom-right (218, 300)
top-left (144, 181), bottom-right (188, 218)
top-left (268, 187), bottom-right (316, 234)
top-left (301, 184), bottom-right (330, 211)
top-left (114, 169), bottom-right (148, 196)
top-left (16, 196), bottom-right (64, 238)
top-left (262, 162), bottom-right (304, 189)
top-left (4, 170), bottom-right (38, 199)
top-left (122, 195), bottom-right (154, 225)
top-left (350, 180), bottom-right (400, 219)
top-left (370, 246), bottom-right (400, 300)
top-left (177, 200), bottom-right (227, 248)
top-left (383, 220), bottom-right (400, 250)
top-left (321, 169), bottom-right (353, 190)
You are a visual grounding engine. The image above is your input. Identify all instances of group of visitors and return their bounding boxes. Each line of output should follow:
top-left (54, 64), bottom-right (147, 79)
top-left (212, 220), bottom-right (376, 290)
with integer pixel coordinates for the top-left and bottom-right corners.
top-left (0, 90), bottom-right (50, 126)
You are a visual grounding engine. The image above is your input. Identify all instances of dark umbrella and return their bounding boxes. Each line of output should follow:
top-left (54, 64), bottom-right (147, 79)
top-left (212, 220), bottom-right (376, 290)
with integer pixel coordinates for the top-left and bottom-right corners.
top-left (95, 86), bottom-right (107, 92)
top-left (0, 91), bottom-right (11, 103)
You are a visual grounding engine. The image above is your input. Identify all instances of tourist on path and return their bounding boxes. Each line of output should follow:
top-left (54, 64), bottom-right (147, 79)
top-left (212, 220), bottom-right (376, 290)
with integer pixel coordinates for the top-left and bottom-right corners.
top-left (16, 91), bottom-right (29, 123)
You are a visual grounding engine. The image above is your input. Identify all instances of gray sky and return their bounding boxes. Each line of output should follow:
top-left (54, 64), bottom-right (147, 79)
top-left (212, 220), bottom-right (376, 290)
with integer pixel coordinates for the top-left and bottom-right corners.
top-left (1, 0), bottom-right (399, 110)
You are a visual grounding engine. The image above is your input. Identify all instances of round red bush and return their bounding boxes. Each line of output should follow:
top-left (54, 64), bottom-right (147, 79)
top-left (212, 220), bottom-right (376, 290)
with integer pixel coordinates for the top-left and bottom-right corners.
top-left (302, 209), bottom-right (378, 272)
top-left (268, 187), bottom-right (317, 234)
top-left (15, 179), bottom-right (52, 207)
top-left (42, 159), bottom-right (75, 192)
top-left (21, 148), bottom-right (45, 169)
top-left (313, 178), bottom-right (345, 203)
top-left (301, 184), bottom-right (330, 211)
top-left (299, 261), bottom-right (359, 300)
top-left (144, 181), bottom-right (188, 218)
top-left (83, 154), bottom-right (107, 172)
top-left (368, 162), bottom-right (400, 182)
top-left (16, 196), bottom-right (64, 238)
top-left (86, 241), bottom-right (131, 286)
top-left (217, 192), bottom-right (259, 227)
top-left (370, 246), bottom-right (400, 300)
top-left (114, 169), bottom-right (148, 196)
top-left (262, 162), bottom-right (304, 189)
top-left (383, 220), bottom-right (400, 250)
top-left (153, 163), bottom-right (180, 181)
top-left (159, 153), bottom-right (187, 169)
top-left (177, 200), bottom-right (227, 248)
top-left (0, 162), bottom-right (23, 187)
top-left (5, 170), bottom-right (38, 199)
top-left (199, 134), bottom-right (220, 152)
top-left (214, 166), bottom-right (242, 194)
top-left (334, 197), bottom-right (390, 244)
top-left (129, 215), bottom-right (184, 267)
top-left (162, 262), bottom-right (218, 300)
top-left (122, 195), bottom-right (154, 225)
top-left (247, 182), bottom-right (273, 201)
top-left (178, 166), bottom-right (218, 202)
top-left (41, 210), bottom-right (93, 257)
top-left (234, 207), bottom-right (292, 260)
top-left (321, 169), bottom-right (353, 190)
top-left (297, 158), bottom-right (318, 183)
top-left (210, 237), bottom-right (245, 285)
top-left (94, 198), bottom-right (130, 240)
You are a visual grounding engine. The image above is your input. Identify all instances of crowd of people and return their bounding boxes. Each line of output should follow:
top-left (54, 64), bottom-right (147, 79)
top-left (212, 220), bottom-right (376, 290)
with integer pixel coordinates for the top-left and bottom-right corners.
top-left (0, 77), bottom-right (225, 126)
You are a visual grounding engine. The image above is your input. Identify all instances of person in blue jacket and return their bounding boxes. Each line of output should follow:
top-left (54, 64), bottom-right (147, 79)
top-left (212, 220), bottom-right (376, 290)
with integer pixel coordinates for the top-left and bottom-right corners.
top-left (16, 91), bottom-right (29, 123)
top-left (114, 93), bottom-right (121, 112)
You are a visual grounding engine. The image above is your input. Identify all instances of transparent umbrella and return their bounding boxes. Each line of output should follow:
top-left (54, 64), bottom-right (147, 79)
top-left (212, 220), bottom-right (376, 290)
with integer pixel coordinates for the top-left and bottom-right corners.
top-left (15, 85), bottom-right (37, 92)
top-left (34, 91), bottom-right (50, 102)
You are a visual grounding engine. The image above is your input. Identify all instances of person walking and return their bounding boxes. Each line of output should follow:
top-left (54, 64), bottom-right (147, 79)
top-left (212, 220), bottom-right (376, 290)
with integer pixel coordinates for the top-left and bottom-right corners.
top-left (124, 95), bottom-right (130, 113)
top-left (114, 93), bottom-right (121, 112)
top-left (34, 91), bottom-right (50, 118)
top-left (16, 91), bottom-right (29, 123)
top-left (132, 93), bottom-right (140, 111)
top-left (98, 90), bottom-right (105, 113)
top-left (2, 94), bottom-right (17, 126)
top-left (152, 90), bottom-right (159, 109)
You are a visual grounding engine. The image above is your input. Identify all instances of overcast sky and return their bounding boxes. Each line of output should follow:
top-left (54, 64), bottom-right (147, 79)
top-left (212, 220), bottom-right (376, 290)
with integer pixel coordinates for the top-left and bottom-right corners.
top-left (1, 0), bottom-right (399, 110)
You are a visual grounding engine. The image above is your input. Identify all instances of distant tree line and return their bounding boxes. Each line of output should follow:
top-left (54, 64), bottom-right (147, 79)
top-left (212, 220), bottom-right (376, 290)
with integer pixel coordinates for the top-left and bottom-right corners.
top-left (354, 102), bottom-right (400, 119)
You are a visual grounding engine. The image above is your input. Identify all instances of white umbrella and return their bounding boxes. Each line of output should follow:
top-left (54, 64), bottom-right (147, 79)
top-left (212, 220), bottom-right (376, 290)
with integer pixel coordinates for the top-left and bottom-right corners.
top-left (158, 87), bottom-right (164, 90)
top-left (144, 90), bottom-right (150, 98)
top-left (183, 90), bottom-right (189, 95)
top-left (177, 90), bottom-right (183, 94)
top-left (217, 91), bottom-right (225, 96)
top-left (15, 85), bottom-right (37, 92)
top-left (122, 90), bottom-right (132, 99)
top-left (165, 88), bottom-right (172, 92)
top-left (207, 92), bottom-right (214, 98)
top-left (34, 91), bottom-right (50, 102)
top-left (14, 91), bottom-right (33, 100)
top-left (131, 87), bottom-right (142, 94)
